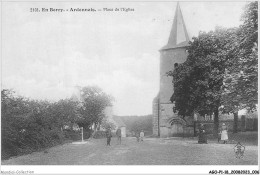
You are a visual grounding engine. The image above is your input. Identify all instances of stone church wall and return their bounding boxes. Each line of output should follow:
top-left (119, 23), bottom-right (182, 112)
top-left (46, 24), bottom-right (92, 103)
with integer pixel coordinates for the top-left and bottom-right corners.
top-left (152, 97), bottom-right (159, 136)
top-left (159, 48), bottom-right (188, 104)
top-left (158, 48), bottom-right (189, 137)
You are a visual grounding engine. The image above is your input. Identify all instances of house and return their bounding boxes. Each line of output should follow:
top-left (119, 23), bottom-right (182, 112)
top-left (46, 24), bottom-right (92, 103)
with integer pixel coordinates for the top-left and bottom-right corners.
top-left (104, 106), bottom-right (126, 137)
top-left (112, 116), bottom-right (126, 137)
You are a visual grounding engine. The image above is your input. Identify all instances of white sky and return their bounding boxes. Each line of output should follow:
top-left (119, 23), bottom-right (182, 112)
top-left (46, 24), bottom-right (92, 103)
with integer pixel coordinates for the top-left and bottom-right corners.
top-left (2, 1), bottom-right (247, 116)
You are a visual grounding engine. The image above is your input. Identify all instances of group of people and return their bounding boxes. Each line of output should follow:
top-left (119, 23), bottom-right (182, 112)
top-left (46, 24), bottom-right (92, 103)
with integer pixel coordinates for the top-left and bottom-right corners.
top-left (136, 130), bottom-right (144, 142)
top-left (105, 127), bottom-right (113, 146)
top-left (198, 123), bottom-right (229, 144)
top-left (105, 127), bottom-right (125, 146)
top-left (105, 127), bottom-right (145, 146)
top-left (106, 123), bottom-right (229, 145)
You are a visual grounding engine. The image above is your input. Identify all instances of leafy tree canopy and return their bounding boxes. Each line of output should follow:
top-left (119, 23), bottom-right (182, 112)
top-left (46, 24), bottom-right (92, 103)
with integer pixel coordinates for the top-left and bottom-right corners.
top-left (169, 27), bottom-right (236, 117)
top-left (222, 1), bottom-right (258, 113)
top-left (77, 86), bottom-right (114, 129)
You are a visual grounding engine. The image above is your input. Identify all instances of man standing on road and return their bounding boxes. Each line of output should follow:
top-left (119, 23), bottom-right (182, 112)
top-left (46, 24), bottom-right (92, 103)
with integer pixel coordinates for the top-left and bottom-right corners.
top-left (135, 131), bottom-right (140, 142)
top-left (116, 128), bottom-right (122, 144)
top-left (140, 130), bottom-right (144, 141)
top-left (198, 124), bottom-right (207, 144)
top-left (106, 127), bottom-right (112, 146)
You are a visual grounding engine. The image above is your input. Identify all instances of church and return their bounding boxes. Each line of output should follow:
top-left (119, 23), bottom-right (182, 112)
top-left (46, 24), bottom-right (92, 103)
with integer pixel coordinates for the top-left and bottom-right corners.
top-left (152, 3), bottom-right (194, 137)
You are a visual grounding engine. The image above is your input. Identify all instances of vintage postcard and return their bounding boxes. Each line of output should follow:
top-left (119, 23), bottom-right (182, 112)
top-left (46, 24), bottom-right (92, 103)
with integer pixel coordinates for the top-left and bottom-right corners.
top-left (1, 0), bottom-right (258, 174)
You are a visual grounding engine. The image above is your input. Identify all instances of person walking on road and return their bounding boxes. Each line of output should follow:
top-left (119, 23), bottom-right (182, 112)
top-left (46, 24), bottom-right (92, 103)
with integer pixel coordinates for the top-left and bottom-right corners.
top-left (106, 127), bottom-right (112, 146)
top-left (198, 124), bottom-right (207, 144)
top-left (116, 128), bottom-right (122, 144)
top-left (135, 132), bottom-right (140, 142)
top-left (140, 130), bottom-right (144, 141)
top-left (221, 123), bottom-right (228, 144)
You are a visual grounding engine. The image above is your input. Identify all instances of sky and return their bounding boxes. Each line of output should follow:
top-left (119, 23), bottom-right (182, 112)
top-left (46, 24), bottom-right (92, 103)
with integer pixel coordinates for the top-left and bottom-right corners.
top-left (2, 1), bottom-right (247, 116)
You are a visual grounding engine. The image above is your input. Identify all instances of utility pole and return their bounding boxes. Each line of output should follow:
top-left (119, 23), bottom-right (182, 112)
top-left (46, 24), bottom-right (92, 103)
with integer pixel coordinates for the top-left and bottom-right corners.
top-left (81, 127), bottom-right (84, 142)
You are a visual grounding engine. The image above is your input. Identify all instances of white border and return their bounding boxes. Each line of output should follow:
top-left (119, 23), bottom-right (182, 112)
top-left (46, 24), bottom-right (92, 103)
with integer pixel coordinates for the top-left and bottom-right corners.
top-left (1, 165), bottom-right (259, 174)
top-left (1, 1), bottom-right (259, 175)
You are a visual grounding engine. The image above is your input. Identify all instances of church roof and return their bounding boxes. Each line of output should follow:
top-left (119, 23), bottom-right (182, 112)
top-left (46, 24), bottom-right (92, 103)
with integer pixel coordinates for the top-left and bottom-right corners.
top-left (70, 86), bottom-right (82, 102)
top-left (71, 94), bottom-right (80, 102)
top-left (160, 2), bottom-right (190, 51)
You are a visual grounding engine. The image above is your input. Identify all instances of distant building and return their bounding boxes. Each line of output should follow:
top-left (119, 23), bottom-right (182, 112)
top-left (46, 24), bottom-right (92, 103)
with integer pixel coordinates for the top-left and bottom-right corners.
top-left (112, 116), bottom-right (126, 137)
top-left (104, 106), bottom-right (126, 137)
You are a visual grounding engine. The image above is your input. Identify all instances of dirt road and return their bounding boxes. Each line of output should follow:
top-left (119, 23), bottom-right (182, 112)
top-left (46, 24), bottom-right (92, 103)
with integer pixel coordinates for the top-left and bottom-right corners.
top-left (2, 137), bottom-right (258, 165)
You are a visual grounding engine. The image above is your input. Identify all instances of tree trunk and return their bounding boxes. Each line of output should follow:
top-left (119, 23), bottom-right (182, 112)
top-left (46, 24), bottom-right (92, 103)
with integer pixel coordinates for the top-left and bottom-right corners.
top-left (193, 121), bottom-right (197, 137)
top-left (233, 112), bottom-right (238, 133)
top-left (241, 115), bottom-right (246, 132)
top-left (213, 109), bottom-right (219, 138)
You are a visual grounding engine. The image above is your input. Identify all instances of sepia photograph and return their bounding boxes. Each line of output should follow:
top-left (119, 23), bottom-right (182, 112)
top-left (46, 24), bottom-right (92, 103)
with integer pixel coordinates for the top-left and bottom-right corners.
top-left (1, 0), bottom-right (258, 174)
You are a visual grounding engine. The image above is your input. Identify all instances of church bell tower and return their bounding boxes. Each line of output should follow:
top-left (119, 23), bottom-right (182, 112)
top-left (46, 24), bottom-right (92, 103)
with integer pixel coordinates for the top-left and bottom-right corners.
top-left (153, 2), bottom-right (190, 137)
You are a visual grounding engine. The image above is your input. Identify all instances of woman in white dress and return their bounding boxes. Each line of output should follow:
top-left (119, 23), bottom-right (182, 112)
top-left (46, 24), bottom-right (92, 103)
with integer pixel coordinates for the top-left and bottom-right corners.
top-left (221, 123), bottom-right (228, 144)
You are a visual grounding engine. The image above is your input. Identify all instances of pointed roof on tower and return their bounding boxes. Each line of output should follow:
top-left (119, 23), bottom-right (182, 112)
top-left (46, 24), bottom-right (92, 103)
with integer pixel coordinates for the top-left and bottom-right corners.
top-left (161, 2), bottom-right (190, 51)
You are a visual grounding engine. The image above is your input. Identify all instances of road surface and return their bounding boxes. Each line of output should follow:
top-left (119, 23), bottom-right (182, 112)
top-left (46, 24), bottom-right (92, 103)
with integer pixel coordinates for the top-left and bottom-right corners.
top-left (2, 137), bottom-right (258, 165)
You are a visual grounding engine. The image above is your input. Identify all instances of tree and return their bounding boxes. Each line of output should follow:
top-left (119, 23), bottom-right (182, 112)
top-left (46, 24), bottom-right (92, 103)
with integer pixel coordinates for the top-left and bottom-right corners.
top-left (77, 86), bottom-right (113, 131)
top-left (1, 89), bottom-right (82, 159)
top-left (169, 27), bottom-right (237, 136)
top-left (100, 117), bottom-right (116, 130)
top-left (1, 87), bottom-right (113, 159)
top-left (234, 1), bottom-right (257, 111)
top-left (50, 99), bottom-right (80, 129)
top-left (170, 63), bottom-right (194, 118)
top-left (221, 2), bottom-right (258, 133)
top-left (169, 2), bottom-right (258, 135)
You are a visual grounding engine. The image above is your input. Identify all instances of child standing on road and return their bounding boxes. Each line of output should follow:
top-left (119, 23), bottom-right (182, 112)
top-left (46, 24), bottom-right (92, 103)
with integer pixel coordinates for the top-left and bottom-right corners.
top-left (221, 123), bottom-right (228, 144)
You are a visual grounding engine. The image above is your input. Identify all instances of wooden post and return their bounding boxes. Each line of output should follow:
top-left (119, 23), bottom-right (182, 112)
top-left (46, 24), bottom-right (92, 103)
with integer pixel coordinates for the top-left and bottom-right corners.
top-left (81, 127), bottom-right (84, 142)
top-left (253, 118), bottom-right (258, 131)
top-left (241, 115), bottom-right (246, 132)
top-left (194, 121), bottom-right (196, 137)
top-left (233, 112), bottom-right (238, 133)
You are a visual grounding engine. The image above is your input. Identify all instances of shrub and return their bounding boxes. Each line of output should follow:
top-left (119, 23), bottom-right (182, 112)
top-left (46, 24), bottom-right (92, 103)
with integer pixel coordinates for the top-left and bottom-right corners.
top-left (92, 131), bottom-right (106, 139)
